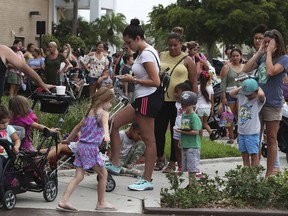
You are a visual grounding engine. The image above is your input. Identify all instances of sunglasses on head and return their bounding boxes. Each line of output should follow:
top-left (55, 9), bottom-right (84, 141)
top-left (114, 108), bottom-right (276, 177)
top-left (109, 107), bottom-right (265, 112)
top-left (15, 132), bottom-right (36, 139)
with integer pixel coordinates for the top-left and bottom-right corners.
top-left (264, 31), bottom-right (276, 39)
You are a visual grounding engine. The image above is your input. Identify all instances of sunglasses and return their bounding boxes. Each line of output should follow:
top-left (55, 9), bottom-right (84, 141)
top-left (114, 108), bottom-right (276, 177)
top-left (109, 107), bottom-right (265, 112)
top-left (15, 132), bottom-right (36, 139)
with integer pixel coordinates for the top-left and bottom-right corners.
top-left (264, 31), bottom-right (276, 39)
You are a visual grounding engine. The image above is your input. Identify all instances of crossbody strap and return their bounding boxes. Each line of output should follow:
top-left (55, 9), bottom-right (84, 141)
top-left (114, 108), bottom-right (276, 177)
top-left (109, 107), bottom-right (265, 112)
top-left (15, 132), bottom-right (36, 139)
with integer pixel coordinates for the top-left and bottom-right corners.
top-left (145, 50), bottom-right (187, 78)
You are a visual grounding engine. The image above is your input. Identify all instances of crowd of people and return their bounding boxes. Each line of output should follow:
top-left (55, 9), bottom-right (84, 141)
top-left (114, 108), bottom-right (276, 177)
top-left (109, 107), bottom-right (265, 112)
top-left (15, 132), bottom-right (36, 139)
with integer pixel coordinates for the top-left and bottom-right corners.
top-left (0, 19), bottom-right (288, 212)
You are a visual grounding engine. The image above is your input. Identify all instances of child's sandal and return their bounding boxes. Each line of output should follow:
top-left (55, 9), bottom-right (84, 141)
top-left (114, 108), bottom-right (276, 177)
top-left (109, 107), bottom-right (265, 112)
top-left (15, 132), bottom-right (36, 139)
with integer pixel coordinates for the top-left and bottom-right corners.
top-left (227, 139), bottom-right (234, 144)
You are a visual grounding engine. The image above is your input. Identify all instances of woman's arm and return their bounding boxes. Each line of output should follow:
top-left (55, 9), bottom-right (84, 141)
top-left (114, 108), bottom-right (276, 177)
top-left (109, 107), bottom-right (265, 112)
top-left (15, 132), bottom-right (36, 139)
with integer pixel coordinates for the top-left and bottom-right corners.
top-left (220, 65), bottom-right (229, 105)
top-left (185, 56), bottom-right (198, 94)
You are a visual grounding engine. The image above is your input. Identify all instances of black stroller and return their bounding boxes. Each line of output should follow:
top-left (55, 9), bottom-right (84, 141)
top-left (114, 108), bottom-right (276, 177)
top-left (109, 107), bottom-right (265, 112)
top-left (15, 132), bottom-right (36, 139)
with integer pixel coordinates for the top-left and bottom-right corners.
top-left (277, 116), bottom-right (288, 162)
top-left (0, 89), bottom-right (74, 210)
top-left (0, 127), bottom-right (59, 210)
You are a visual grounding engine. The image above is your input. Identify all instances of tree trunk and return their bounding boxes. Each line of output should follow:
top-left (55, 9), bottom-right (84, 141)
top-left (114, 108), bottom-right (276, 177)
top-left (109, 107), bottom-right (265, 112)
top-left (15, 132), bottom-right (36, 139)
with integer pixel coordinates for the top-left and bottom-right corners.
top-left (72, 0), bottom-right (78, 35)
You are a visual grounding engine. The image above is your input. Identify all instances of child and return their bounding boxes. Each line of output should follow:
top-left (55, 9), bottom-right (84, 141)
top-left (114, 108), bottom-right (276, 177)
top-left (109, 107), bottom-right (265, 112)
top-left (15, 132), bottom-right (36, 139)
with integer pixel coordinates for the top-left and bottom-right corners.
top-left (0, 105), bottom-right (21, 180)
top-left (172, 80), bottom-right (193, 172)
top-left (117, 122), bottom-right (145, 177)
top-left (174, 91), bottom-right (202, 186)
top-left (8, 95), bottom-right (59, 153)
top-left (57, 87), bottom-right (116, 212)
top-left (229, 79), bottom-right (265, 167)
top-left (97, 69), bottom-right (113, 89)
top-left (196, 71), bottom-right (214, 137)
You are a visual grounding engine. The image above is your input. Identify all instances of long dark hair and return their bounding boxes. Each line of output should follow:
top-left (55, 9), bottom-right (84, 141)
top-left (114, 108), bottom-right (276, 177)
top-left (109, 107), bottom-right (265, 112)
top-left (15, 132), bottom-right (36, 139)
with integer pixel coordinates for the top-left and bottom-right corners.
top-left (199, 71), bottom-right (210, 103)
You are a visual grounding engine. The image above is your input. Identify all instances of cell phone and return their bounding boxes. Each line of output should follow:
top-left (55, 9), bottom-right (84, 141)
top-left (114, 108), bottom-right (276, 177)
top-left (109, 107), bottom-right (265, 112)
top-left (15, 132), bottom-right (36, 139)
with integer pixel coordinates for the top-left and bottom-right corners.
top-left (178, 128), bottom-right (192, 132)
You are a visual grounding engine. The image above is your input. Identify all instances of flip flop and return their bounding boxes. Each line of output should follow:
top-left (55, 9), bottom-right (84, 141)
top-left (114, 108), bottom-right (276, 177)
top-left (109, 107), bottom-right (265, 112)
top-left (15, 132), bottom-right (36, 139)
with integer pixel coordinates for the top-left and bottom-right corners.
top-left (95, 206), bottom-right (117, 212)
top-left (56, 203), bottom-right (79, 212)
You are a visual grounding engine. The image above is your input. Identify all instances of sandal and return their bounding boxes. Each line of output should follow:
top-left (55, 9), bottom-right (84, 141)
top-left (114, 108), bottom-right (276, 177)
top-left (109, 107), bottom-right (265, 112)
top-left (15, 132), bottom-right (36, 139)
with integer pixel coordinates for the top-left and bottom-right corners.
top-left (162, 163), bottom-right (176, 173)
top-left (227, 139), bottom-right (234, 144)
top-left (154, 159), bottom-right (166, 171)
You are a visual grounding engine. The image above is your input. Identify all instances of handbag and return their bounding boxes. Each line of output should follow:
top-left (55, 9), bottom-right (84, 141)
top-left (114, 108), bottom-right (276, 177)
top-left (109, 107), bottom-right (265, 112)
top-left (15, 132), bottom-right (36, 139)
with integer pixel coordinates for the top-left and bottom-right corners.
top-left (146, 50), bottom-right (187, 98)
top-left (219, 105), bottom-right (234, 128)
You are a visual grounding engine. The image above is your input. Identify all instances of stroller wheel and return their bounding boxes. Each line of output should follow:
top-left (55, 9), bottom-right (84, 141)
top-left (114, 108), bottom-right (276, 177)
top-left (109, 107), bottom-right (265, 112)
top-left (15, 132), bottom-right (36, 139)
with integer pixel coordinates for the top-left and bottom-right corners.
top-left (261, 142), bottom-right (268, 158)
top-left (2, 190), bottom-right (16, 210)
top-left (106, 174), bottom-right (116, 192)
top-left (43, 181), bottom-right (58, 202)
top-left (210, 130), bottom-right (219, 140)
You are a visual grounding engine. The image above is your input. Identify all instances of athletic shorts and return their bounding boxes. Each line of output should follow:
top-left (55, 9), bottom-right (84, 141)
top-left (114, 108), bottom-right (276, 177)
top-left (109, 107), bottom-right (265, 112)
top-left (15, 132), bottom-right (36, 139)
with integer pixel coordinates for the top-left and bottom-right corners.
top-left (7, 72), bottom-right (21, 85)
top-left (238, 133), bottom-right (259, 154)
top-left (259, 106), bottom-right (282, 122)
top-left (182, 148), bottom-right (200, 173)
top-left (131, 90), bottom-right (162, 118)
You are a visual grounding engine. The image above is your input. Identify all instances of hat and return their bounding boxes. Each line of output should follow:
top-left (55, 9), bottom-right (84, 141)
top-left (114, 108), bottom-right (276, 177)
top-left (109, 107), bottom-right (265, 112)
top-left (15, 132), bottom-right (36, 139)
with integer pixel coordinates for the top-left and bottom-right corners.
top-left (178, 91), bottom-right (198, 105)
top-left (241, 79), bottom-right (259, 95)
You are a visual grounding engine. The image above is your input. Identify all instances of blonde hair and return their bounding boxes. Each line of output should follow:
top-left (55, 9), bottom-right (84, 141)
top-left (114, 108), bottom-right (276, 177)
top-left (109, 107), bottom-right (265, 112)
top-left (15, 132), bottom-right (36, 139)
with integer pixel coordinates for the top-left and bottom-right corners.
top-left (85, 87), bottom-right (115, 117)
top-left (9, 95), bottom-right (30, 117)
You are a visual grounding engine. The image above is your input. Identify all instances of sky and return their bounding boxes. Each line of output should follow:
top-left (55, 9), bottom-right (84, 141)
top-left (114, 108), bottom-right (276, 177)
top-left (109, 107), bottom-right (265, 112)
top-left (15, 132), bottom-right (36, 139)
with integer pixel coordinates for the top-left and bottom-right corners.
top-left (79, 0), bottom-right (176, 24)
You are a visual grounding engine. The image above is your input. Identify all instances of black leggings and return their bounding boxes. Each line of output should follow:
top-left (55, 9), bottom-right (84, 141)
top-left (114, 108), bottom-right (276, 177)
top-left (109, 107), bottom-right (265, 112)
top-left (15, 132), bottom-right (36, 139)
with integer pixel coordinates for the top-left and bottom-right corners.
top-left (154, 101), bottom-right (177, 162)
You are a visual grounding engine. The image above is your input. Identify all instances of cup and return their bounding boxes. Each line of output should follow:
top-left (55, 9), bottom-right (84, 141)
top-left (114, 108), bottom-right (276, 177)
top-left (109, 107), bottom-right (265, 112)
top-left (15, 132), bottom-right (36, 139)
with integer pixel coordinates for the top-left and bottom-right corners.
top-left (56, 86), bottom-right (66, 95)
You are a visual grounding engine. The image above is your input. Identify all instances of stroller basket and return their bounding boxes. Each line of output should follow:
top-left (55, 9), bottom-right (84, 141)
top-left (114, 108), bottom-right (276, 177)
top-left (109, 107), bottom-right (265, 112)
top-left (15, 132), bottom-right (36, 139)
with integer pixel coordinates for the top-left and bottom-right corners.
top-left (31, 91), bottom-right (74, 114)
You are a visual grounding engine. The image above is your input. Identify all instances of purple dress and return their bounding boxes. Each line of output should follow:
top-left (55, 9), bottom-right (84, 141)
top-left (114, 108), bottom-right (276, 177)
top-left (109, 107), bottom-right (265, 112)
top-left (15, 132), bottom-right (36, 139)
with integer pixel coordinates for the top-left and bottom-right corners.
top-left (73, 112), bottom-right (105, 170)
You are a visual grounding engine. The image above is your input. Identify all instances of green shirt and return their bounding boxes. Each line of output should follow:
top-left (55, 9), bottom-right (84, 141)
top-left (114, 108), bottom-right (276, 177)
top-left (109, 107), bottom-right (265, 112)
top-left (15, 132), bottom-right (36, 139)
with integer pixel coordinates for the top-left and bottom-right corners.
top-left (180, 112), bottom-right (202, 149)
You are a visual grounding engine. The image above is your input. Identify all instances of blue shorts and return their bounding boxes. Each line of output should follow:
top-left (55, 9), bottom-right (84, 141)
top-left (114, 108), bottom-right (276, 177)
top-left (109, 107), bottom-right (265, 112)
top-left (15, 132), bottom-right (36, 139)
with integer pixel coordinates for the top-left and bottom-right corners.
top-left (238, 133), bottom-right (260, 154)
top-left (226, 93), bottom-right (237, 104)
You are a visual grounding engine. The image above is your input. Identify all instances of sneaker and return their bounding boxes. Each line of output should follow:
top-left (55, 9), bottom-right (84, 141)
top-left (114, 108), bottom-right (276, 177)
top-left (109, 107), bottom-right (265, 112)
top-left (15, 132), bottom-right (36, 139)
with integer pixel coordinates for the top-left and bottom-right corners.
top-left (105, 163), bottom-right (121, 175)
top-left (128, 178), bottom-right (153, 191)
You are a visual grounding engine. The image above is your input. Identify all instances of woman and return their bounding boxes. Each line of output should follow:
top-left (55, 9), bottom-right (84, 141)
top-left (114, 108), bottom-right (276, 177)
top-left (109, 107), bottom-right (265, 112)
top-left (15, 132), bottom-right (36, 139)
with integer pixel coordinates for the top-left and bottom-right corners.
top-left (44, 41), bottom-right (70, 85)
top-left (27, 47), bottom-right (45, 77)
top-left (220, 48), bottom-right (246, 144)
top-left (242, 29), bottom-right (288, 177)
top-left (106, 18), bottom-right (162, 191)
top-left (0, 44), bottom-right (51, 103)
top-left (23, 43), bottom-right (35, 62)
top-left (187, 41), bottom-right (201, 76)
top-left (7, 43), bottom-right (25, 97)
top-left (154, 30), bottom-right (198, 173)
top-left (63, 43), bottom-right (78, 66)
top-left (81, 41), bottom-right (109, 96)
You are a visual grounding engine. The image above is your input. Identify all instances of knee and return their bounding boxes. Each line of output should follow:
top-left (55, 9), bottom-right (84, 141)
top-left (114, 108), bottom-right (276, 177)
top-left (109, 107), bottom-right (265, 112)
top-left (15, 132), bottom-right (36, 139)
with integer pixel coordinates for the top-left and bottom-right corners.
top-left (97, 168), bottom-right (108, 179)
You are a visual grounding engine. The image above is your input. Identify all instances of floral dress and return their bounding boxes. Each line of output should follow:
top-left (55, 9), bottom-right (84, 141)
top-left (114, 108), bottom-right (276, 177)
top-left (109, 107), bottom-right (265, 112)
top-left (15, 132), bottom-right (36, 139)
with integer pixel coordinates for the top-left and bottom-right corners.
top-left (73, 112), bottom-right (105, 170)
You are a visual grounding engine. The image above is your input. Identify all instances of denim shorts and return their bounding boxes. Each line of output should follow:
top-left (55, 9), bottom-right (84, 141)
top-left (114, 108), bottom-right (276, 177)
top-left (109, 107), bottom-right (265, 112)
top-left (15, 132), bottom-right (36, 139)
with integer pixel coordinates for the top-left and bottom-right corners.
top-left (87, 76), bottom-right (98, 84)
top-left (182, 148), bottom-right (200, 173)
top-left (238, 133), bottom-right (260, 154)
top-left (226, 93), bottom-right (237, 104)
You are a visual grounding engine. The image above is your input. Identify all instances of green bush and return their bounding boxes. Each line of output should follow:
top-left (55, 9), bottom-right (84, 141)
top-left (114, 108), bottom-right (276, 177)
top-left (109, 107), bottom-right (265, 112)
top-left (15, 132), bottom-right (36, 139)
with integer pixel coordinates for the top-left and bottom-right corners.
top-left (161, 166), bottom-right (288, 210)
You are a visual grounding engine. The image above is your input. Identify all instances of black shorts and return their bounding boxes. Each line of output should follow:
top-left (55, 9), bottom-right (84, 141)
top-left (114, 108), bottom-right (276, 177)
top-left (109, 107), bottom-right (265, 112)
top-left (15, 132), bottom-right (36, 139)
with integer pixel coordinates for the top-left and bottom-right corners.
top-left (131, 90), bottom-right (163, 118)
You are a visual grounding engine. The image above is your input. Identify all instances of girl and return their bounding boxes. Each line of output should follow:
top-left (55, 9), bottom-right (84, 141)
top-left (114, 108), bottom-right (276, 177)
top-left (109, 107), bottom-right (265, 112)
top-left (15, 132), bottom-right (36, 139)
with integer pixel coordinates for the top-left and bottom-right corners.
top-left (0, 105), bottom-right (21, 180)
top-left (197, 71), bottom-right (214, 137)
top-left (8, 95), bottom-right (59, 153)
top-left (173, 80), bottom-right (193, 172)
top-left (106, 18), bottom-right (162, 191)
top-left (57, 87), bottom-right (116, 212)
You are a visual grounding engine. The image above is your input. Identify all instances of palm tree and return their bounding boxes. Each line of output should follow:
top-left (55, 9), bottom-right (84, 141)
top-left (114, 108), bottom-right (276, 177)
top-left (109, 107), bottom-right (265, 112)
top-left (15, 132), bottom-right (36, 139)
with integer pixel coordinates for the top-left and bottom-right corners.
top-left (64, 0), bottom-right (78, 36)
top-left (93, 12), bottom-right (127, 47)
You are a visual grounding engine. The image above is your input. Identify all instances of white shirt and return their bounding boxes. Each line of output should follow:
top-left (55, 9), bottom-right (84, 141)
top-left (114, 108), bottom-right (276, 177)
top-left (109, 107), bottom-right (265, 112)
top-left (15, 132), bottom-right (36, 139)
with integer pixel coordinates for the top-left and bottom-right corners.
top-left (197, 84), bottom-right (214, 109)
top-left (132, 46), bottom-right (159, 98)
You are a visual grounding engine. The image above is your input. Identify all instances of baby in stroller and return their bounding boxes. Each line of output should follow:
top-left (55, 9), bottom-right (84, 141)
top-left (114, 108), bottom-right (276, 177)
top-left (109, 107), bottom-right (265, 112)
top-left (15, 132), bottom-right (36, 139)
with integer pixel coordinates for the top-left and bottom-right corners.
top-left (0, 105), bottom-right (21, 180)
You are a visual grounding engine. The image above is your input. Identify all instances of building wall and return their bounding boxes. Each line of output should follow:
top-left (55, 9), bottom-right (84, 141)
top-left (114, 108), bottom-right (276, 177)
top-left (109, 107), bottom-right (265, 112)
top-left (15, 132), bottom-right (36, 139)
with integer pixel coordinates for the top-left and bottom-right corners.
top-left (0, 0), bottom-right (49, 47)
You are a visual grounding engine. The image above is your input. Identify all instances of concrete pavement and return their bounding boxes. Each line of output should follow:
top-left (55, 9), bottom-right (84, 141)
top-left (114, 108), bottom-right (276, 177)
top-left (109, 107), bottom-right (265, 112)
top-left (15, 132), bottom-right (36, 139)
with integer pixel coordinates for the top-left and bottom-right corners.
top-left (12, 141), bottom-right (287, 214)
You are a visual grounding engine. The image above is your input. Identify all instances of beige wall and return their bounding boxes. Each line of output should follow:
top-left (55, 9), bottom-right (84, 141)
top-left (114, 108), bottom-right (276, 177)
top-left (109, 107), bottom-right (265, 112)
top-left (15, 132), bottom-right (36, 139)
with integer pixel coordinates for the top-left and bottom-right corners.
top-left (0, 0), bottom-right (49, 47)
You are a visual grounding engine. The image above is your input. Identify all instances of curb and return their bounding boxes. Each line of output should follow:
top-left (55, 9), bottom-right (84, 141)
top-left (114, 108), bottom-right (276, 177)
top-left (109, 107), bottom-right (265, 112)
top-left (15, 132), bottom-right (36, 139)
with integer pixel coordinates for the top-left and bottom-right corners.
top-left (142, 200), bottom-right (288, 215)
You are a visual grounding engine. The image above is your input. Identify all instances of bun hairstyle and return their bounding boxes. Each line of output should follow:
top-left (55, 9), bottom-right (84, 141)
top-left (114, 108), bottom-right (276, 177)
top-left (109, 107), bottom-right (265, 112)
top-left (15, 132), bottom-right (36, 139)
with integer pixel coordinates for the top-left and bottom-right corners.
top-left (123, 18), bottom-right (144, 40)
top-left (168, 26), bottom-right (184, 43)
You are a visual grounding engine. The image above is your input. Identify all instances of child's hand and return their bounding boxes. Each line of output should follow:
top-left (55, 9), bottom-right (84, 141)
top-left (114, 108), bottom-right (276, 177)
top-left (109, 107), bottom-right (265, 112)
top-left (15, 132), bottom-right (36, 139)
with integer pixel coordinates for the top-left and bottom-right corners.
top-left (50, 128), bottom-right (60, 133)
top-left (13, 146), bottom-right (19, 154)
top-left (103, 133), bottom-right (110, 142)
top-left (174, 128), bottom-right (181, 133)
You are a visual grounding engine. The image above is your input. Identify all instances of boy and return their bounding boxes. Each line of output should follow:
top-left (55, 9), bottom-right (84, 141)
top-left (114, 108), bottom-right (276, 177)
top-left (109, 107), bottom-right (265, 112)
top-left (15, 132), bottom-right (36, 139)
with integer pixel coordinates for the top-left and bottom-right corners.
top-left (106, 122), bottom-right (145, 177)
top-left (174, 91), bottom-right (202, 186)
top-left (229, 79), bottom-right (265, 167)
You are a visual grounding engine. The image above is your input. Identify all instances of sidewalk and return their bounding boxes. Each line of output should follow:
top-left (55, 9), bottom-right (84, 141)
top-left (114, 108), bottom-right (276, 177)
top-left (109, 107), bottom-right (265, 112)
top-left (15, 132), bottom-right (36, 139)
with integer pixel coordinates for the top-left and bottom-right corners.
top-left (14, 146), bottom-right (287, 214)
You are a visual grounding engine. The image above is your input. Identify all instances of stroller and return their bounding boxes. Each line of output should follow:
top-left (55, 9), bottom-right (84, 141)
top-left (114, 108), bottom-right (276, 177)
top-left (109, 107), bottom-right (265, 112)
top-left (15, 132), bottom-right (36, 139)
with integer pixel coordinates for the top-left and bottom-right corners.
top-left (0, 88), bottom-right (75, 210)
top-left (0, 127), bottom-right (60, 210)
top-left (55, 89), bottom-right (130, 192)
